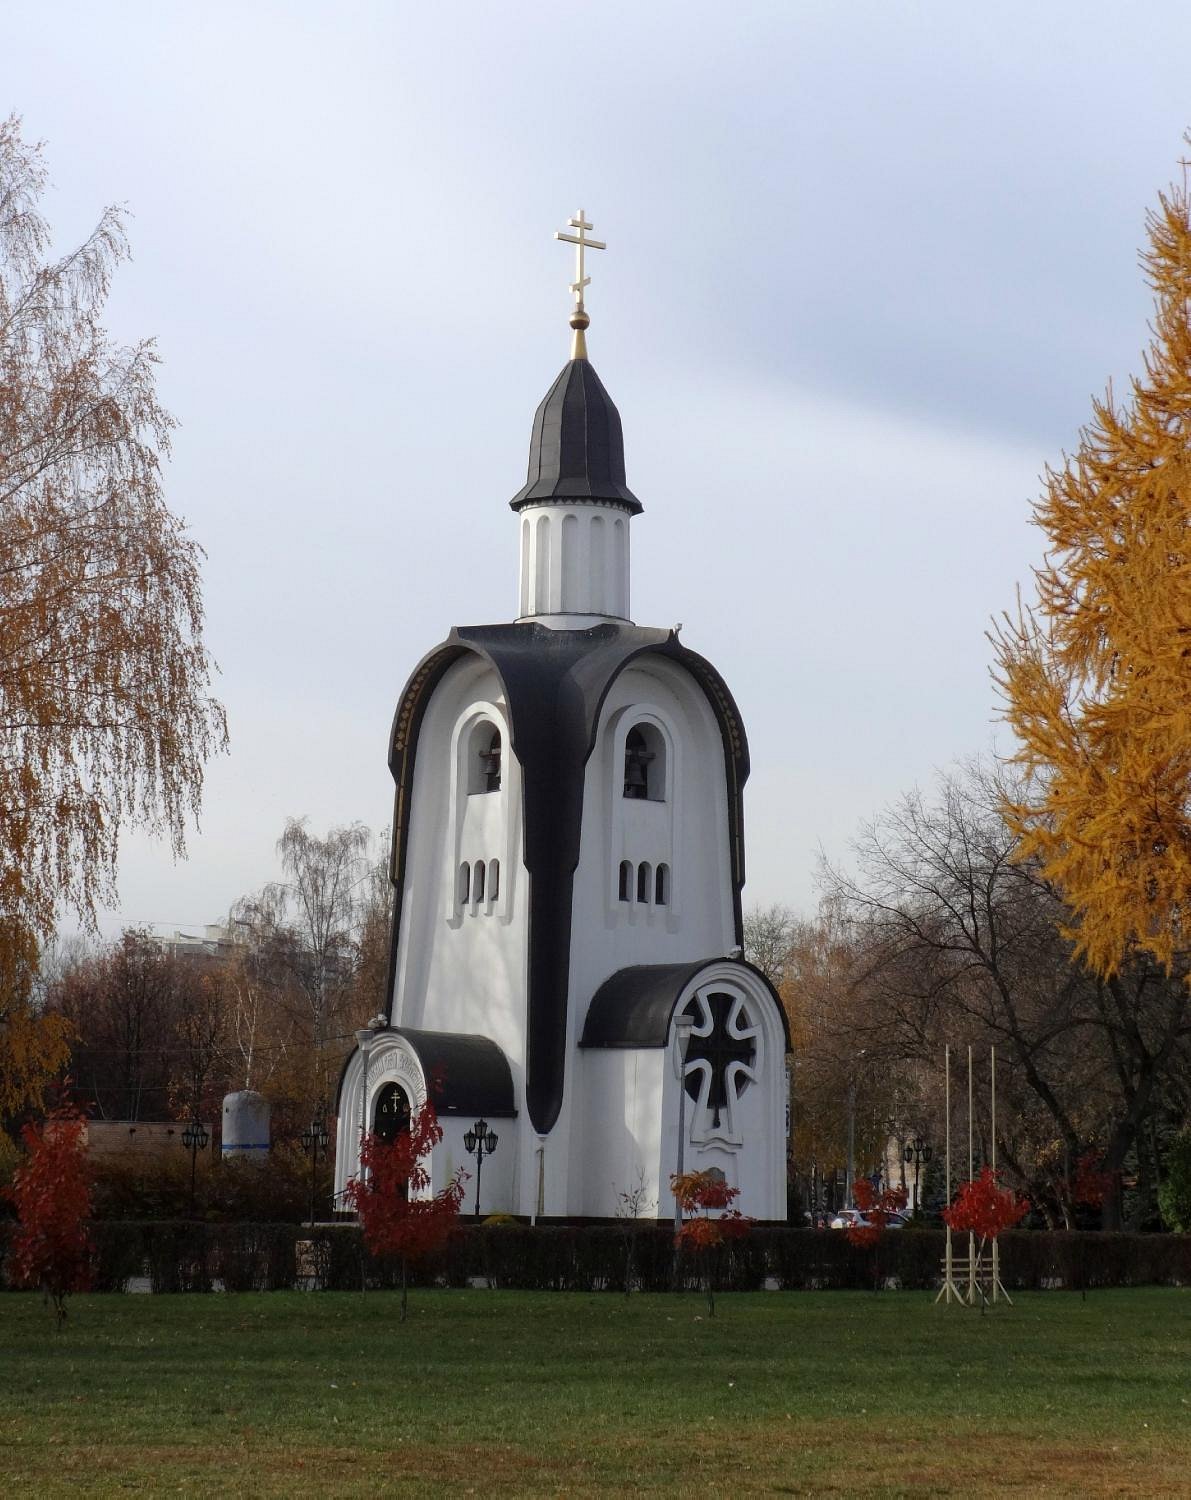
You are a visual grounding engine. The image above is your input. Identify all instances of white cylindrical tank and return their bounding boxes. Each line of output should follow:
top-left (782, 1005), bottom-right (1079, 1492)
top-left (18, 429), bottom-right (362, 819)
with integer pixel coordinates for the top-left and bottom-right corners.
top-left (221, 1090), bottom-right (270, 1162)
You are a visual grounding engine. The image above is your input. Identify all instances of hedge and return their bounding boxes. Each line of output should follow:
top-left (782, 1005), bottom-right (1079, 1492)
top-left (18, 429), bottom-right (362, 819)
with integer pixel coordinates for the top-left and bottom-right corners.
top-left (4, 1222), bottom-right (1191, 1292)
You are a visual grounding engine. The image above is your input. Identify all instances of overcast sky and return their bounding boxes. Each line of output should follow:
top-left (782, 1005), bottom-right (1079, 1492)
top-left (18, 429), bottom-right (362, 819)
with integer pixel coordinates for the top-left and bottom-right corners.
top-left (6, 1), bottom-right (1191, 940)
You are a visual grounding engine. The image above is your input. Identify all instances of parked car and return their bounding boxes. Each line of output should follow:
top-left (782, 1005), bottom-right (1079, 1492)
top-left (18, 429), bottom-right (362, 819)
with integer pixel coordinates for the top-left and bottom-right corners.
top-left (828, 1208), bottom-right (909, 1230)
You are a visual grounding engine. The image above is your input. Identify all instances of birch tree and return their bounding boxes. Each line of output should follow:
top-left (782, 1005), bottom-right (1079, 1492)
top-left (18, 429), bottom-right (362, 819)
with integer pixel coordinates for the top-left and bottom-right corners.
top-left (0, 116), bottom-right (226, 1107)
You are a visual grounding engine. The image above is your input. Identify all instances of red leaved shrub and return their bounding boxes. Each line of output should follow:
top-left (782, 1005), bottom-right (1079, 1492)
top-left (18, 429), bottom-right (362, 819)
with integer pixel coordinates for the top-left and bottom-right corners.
top-left (344, 1101), bottom-right (464, 1319)
top-left (943, 1166), bottom-right (1029, 1239)
top-left (846, 1179), bottom-right (909, 1248)
top-left (5, 1107), bottom-right (94, 1322)
top-left (671, 1169), bottom-right (753, 1315)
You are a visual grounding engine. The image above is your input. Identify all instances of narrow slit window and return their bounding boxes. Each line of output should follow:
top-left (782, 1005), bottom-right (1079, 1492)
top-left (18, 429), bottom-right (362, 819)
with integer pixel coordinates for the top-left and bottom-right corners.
top-left (474, 859), bottom-right (486, 904)
top-left (655, 863), bottom-right (670, 905)
top-left (488, 858), bottom-right (500, 901)
top-left (637, 861), bottom-right (652, 905)
top-left (458, 862), bottom-right (471, 906)
top-left (618, 860), bottom-right (632, 902)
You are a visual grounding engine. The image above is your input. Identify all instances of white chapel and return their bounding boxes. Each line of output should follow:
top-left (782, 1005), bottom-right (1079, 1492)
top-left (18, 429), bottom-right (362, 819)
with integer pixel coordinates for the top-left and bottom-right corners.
top-left (334, 214), bottom-right (789, 1221)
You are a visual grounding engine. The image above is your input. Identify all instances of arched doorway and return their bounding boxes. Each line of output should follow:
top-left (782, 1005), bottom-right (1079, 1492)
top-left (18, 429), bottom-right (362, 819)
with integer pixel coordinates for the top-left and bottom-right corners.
top-left (373, 1082), bottom-right (411, 1144)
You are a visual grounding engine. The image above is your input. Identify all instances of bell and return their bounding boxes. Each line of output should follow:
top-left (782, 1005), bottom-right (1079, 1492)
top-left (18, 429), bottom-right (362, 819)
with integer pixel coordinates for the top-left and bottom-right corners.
top-left (480, 745), bottom-right (501, 792)
top-left (623, 744), bottom-right (654, 798)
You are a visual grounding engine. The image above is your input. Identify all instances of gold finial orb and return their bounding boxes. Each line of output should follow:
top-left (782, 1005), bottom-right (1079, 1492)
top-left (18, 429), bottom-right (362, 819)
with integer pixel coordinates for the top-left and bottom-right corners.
top-left (569, 308), bottom-right (590, 331)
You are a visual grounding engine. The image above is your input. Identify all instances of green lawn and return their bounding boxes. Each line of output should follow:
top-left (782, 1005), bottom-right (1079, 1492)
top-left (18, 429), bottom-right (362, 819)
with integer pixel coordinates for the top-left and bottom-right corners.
top-left (1, 1289), bottom-right (1189, 1496)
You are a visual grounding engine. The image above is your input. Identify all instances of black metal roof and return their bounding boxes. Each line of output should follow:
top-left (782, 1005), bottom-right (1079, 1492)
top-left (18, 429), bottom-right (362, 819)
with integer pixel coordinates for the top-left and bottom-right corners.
top-left (580, 961), bottom-right (791, 1050)
top-left (384, 620), bottom-right (751, 1138)
top-left (509, 358), bottom-right (642, 514)
top-left (334, 1027), bottom-right (516, 1119)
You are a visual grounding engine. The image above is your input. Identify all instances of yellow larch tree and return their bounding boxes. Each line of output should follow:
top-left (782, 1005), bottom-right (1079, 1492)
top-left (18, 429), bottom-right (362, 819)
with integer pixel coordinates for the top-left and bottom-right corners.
top-left (994, 153), bottom-right (1191, 980)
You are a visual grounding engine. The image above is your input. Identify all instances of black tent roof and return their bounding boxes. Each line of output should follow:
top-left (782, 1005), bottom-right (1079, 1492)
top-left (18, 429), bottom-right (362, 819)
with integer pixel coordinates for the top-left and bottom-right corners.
top-left (509, 358), bottom-right (642, 514)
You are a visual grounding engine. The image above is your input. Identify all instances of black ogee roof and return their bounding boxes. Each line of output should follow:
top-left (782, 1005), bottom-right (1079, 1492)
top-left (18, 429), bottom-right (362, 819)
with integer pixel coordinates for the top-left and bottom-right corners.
top-left (580, 961), bottom-right (790, 1050)
top-left (510, 358), bottom-right (642, 513)
top-left (380, 621), bottom-right (750, 1137)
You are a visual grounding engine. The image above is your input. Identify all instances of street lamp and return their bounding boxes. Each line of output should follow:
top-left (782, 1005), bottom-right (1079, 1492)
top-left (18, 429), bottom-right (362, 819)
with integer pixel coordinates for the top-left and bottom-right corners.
top-left (672, 1012), bottom-right (695, 1233)
top-left (463, 1119), bottom-right (498, 1217)
top-left (845, 1047), bottom-right (867, 1205)
top-left (181, 1117), bottom-right (209, 1216)
top-left (904, 1135), bottom-right (933, 1215)
top-left (300, 1104), bottom-right (331, 1228)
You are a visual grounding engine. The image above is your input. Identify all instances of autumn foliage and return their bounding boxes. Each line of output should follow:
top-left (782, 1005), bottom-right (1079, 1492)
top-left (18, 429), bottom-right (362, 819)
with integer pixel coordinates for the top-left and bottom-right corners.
top-left (0, 915), bottom-right (72, 1120)
top-left (943, 1167), bottom-right (1029, 1240)
top-left (0, 115), bottom-right (226, 967)
top-left (344, 1101), bottom-right (463, 1318)
top-left (1071, 1152), bottom-right (1114, 1210)
top-left (994, 152), bottom-right (1191, 981)
top-left (5, 1108), bottom-right (94, 1322)
top-left (671, 1169), bottom-right (752, 1315)
top-left (845, 1179), bottom-right (908, 1249)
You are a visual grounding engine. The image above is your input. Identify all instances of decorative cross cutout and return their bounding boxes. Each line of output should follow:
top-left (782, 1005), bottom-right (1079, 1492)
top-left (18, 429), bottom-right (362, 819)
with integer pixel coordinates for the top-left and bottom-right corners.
top-left (554, 209), bottom-right (606, 311)
top-left (373, 1081), bottom-right (411, 1144)
top-left (682, 992), bottom-right (757, 1131)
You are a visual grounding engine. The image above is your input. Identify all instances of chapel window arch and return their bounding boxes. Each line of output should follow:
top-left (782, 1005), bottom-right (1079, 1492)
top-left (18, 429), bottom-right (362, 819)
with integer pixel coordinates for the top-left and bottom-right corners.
top-left (373, 1081), bottom-right (412, 1144)
top-left (636, 861), bottom-right (652, 905)
top-left (618, 860), bottom-right (632, 902)
top-left (473, 859), bottom-right (486, 904)
top-left (655, 863), bottom-right (670, 905)
top-left (458, 862), bottom-right (471, 906)
top-left (468, 721), bottom-right (502, 794)
top-left (623, 721), bottom-right (666, 801)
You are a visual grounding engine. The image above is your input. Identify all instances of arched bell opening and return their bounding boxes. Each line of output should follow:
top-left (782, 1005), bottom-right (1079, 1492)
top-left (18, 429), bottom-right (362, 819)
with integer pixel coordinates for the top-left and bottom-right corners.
top-left (623, 722), bottom-right (666, 800)
top-left (468, 721), bottom-right (502, 794)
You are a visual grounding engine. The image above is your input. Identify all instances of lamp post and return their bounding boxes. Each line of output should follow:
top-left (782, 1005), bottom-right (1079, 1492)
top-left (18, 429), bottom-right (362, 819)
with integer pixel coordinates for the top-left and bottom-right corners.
top-left (181, 1117), bottom-right (209, 1216)
top-left (904, 1135), bottom-right (933, 1215)
top-left (845, 1047), bottom-right (867, 1205)
top-left (354, 1025), bottom-right (379, 1214)
top-left (672, 1012), bottom-right (695, 1233)
top-left (463, 1119), bottom-right (498, 1217)
top-left (301, 1104), bottom-right (330, 1228)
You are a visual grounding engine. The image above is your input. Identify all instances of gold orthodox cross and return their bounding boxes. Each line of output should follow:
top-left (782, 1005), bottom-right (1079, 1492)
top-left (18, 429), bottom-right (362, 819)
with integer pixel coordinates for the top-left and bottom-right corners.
top-left (554, 210), bottom-right (606, 312)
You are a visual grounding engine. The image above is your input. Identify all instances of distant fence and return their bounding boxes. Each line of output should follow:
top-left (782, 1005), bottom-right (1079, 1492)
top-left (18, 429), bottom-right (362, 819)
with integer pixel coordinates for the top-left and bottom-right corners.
top-left (3, 1223), bottom-right (1190, 1294)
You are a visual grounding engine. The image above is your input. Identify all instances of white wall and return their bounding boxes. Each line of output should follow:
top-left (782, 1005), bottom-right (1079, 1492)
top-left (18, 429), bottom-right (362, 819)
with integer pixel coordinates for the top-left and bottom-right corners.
top-left (578, 1049), bottom-right (664, 1219)
top-left (439, 1115), bottom-right (517, 1217)
top-left (558, 653), bottom-right (738, 1213)
top-left (392, 657), bottom-right (529, 1066)
top-left (579, 963), bottom-right (788, 1222)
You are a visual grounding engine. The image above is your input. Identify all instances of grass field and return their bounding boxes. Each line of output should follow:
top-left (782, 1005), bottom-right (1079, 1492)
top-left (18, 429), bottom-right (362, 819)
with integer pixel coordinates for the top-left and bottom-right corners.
top-left (2, 1289), bottom-right (1190, 1496)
